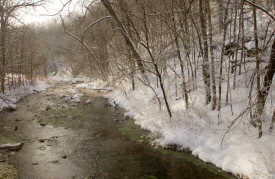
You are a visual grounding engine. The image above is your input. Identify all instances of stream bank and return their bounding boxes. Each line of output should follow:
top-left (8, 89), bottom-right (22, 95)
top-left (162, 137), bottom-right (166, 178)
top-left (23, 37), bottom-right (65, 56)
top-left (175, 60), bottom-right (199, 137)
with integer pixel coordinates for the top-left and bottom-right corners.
top-left (0, 84), bottom-right (234, 179)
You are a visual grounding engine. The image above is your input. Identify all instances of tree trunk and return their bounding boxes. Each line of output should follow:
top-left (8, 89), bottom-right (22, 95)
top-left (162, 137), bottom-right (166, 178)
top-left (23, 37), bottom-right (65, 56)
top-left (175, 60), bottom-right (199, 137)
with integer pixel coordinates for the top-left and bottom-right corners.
top-left (218, 0), bottom-right (231, 111)
top-left (255, 38), bottom-right (275, 138)
top-left (269, 109), bottom-right (275, 132)
top-left (175, 38), bottom-right (189, 110)
top-left (101, 0), bottom-right (149, 84)
top-left (252, 0), bottom-right (262, 138)
top-left (0, 8), bottom-right (6, 93)
top-left (218, 0), bottom-right (224, 32)
top-left (199, 0), bottom-right (211, 105)
top-left (206, 0), bottom-right (217, 110)
top-left (171, 2), bottom-right (189, 109)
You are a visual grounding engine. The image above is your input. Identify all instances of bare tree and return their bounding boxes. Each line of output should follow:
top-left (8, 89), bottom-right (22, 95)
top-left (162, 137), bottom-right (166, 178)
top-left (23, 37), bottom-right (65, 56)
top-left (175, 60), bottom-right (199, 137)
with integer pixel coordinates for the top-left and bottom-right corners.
top-left (199, 0), bottom-right (211, 105)
top-left (0, 0), bottom-right (45, 93)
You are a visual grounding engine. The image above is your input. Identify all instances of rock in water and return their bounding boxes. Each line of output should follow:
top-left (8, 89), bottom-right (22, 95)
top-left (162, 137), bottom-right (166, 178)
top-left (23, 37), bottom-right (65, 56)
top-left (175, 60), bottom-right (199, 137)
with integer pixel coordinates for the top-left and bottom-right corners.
top-left (8, 104), bottom-right (17, 111)
top-left (15, 119), bottom-right (22, 122)
top-left (86, 99), bottom-right (91, 104)
top-left (39, 139), bottom-right (45, 143)
top-left (45, 105), bottom-right (51, 111)
top-left (0, 142), bottom-right (24, 151)
top-left (33, 89), bottom-right (40, 93)
top-left (40, 123), bottom-right (46, 127)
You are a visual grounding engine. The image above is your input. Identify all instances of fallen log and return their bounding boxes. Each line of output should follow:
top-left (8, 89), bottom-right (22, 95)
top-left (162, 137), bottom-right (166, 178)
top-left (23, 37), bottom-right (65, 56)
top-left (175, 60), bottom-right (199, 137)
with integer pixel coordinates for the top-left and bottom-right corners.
top-left (0, 142), bottom-right (24, 151)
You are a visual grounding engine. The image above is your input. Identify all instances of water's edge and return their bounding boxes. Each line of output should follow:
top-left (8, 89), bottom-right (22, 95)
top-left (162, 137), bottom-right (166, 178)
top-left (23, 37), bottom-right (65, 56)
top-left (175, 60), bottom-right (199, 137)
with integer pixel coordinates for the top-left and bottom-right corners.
top-left (112, 99), bottom-right (236, 179)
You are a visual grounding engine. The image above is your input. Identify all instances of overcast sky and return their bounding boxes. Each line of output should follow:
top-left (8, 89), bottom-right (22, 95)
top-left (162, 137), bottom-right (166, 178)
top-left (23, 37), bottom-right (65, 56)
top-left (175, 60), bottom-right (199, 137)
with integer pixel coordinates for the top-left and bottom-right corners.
top-left (21, 0), bottom-right (80, 24)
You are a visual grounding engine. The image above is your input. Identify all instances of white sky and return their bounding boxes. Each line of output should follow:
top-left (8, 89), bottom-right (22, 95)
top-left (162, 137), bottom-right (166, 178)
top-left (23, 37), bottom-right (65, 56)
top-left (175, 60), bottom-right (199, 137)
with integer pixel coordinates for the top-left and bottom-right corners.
top-left (21, 0), bottom-right (81, 24)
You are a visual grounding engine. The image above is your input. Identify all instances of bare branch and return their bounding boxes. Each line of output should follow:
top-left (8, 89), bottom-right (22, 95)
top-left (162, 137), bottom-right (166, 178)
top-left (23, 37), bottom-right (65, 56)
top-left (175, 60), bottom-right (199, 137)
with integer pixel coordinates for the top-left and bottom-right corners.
top-left (60, 15), bottom-right (108, 80)
top-left (81, 16), bottom-right (113, 40)
top-left (244, 0), bottom-right (275, 22)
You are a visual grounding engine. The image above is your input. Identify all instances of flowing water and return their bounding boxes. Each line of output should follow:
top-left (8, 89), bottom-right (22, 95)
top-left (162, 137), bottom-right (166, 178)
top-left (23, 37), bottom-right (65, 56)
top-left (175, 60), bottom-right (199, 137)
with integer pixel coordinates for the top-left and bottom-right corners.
top-left (0, 84), bottom-right (234, 179)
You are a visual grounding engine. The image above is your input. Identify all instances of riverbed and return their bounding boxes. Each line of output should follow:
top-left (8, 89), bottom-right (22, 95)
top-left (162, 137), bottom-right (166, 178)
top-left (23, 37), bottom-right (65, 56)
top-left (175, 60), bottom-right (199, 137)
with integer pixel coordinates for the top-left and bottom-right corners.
top-left (0, 84), bottom-right (234, 179)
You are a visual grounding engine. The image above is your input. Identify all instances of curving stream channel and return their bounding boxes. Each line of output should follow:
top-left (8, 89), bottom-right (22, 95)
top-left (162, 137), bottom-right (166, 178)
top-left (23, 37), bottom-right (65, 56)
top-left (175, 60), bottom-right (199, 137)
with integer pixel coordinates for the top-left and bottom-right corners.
top-left (0, 84), bottom-right (234, 179)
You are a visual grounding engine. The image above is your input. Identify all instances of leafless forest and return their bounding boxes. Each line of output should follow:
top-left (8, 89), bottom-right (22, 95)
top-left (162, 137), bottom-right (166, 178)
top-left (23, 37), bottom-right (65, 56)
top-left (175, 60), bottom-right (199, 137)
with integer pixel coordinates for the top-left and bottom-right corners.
top-left (2, 0), bottom-right (275, 135)
top-left (1, 0), bottom-right (275, 178)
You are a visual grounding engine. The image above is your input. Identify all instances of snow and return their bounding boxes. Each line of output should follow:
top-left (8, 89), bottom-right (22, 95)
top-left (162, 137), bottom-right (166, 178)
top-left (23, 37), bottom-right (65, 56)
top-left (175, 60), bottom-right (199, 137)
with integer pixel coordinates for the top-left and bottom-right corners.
top-left (49, 70), bottom-right (89, 84)
top-left (76, 80), bottom-right (110, 90)
top-left (67, 89), bottom-right (77, 94)
top-left (85, 99), bottom-right (91, 104)
top-left (102, 75), bottom-right (275, 179)
top-left (0, 80), bottom-right (51, 111)
top-left (72, 93), bottom-right (84, 103)
top-left (9, 104), bottom-right (17, 110)
top-left (56, 38), bottom-right (275, 178)
top-left (46, 71), bottom-right (275, 178)
top-left (25, 8), bottom-right (275, 178)
top-left (63, 88), bottom-right (85, 103)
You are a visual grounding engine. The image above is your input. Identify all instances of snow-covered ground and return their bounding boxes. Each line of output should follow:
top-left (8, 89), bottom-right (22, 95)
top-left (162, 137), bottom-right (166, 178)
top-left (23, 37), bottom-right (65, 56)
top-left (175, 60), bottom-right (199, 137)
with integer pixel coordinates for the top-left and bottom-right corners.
top-left (103, 76), bottom-right (275, 179)
top-left (94, 11), bottom-right (275, 178)
top-left (61, 73), bottom-right (274, 179)
top-left (0, 80), bottom-right (52, 111)
top-left (4, 73), bottom-right (273, 178)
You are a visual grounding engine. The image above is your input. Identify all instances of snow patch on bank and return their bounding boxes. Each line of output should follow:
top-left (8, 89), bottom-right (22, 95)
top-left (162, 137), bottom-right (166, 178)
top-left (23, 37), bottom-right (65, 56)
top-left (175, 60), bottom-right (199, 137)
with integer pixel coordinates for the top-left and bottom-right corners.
top-left (75, 80), bottom-right (111, 90)
top-left (0, 80), bottom-right (51, 111)
top-left (104, 79), bottom-right (275, 179)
